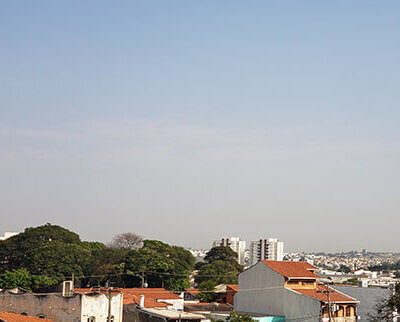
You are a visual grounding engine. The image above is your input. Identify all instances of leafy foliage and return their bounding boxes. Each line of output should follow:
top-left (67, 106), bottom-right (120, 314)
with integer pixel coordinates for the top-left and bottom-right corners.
top-left (196, 280), bottom-right (218, 302)
top-left (204, 246), bottom-right (238, 264)
top-left (370, 283), bottom-right (400, 321)
top-left (195, 260), bottom-right (242, 285)
top-left (368, 261), bottom-right (400, 272)
top-left (0, 224), bottom-right (81, 273)
top-left (195, 247), bottom-right (243, 286)
top-left (343, 277), bottom-right (359, 285)
top-left (226, 311), bottom-right (255, 322)
top-left (0, 224), bottom-right (195, 291)
top-left (29, 241), bottom-right (93, 280)
top-left (81, 241), bottom-right (107, 252)
top-left (122, 240), bottom-right (195, 291)
top-left (0, 269), bottom-right (56, 291)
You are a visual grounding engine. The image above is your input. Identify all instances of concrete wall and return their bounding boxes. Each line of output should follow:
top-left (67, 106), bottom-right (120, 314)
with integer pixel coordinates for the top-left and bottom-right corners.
top-left (333, 285), bottom-right (390, 322)
top-left (238, 262), bottom-right (285, 290)
top-left (123, 304), bottom-right (166, 322)
top-left (0, 292), bottom-right (82, 321)
top-left (0, 291), bottom-right (123, 322)
top-left (235, 262), bottom-right (321, 321)
top-left (81, 293), bottom-right (123, 322)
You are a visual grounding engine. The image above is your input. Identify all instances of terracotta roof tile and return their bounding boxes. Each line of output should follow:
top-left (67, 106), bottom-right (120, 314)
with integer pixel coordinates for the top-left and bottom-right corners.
top-left (291, 284), bottom-right (358, 303)
top-left (121, 288), bottom-right (181, 300)
top-left (0, 311), bottom-right (52, 322)
top-left (226, 285), bottom-right (238, 291)
top-left (262, 261), bottom-right (319, 279)
top-left (120, 288), bottom-right (181, 308)
top-left (185, 288), bottom-right (200, 296)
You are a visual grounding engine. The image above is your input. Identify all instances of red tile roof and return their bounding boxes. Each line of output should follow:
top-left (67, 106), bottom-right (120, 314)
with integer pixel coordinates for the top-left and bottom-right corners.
top-left (120, 288), bottom-right (181, 308)
top-left (0, 311), bottom-right (52, 321)
top-left (226, 285), bottom-right (238, 291)
top-left (291, 284), bottom-right (358, 304)
top-left (185, 288), bottom-right (200, 296)
top-left (262, 261), bottom-right (319, 279)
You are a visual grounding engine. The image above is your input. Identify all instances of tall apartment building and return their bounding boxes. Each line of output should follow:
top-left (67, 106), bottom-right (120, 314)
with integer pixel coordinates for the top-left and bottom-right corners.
top-left (212, 237), bottom-right (246, 266)
top-left (249, 238), bottom-right (284, 266)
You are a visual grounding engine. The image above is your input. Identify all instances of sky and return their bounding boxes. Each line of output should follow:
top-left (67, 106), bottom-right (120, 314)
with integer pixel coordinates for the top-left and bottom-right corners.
top-left (0, 1), bottom-right (399, 252)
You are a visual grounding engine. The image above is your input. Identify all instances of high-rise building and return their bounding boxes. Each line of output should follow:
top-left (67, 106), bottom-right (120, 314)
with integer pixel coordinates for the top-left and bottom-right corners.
top-left (249, 238), bottom-right (284, 266)
top-left (212, 237), bottom-right (246, 266)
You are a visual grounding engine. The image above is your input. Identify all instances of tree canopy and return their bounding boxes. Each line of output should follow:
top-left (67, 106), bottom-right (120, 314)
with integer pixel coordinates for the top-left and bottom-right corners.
top-left (122, 240), bottom-right (195, 291)
top-left (204, 246), bottom-right (238, 264)
top-left (370, 283), bottom-right (400, 321)
top-left (0, 224), bottom-right (195, 291)
top-left (108, 232), bottom-right (143, 250)
top-left (195, 246), bottom-right (243, 300)
top-left (0, 269), bottom-right (57, 291)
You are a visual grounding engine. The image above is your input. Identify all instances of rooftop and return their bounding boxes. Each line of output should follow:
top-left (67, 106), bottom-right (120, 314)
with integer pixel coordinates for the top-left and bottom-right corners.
top-left (0, 310), bottom-right (52, 322)
top-left (291, 283), bottom-right (359, 304)
top-left (119, 288), bottom-right (181, 308)
top-left (262, 261), bottom-right (319, 279)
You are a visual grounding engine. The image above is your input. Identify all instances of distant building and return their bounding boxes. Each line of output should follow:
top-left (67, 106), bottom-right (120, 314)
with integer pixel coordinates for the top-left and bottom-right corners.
top-left (0, 232), bottom-right (19, 241)
top-left (212, 237), bottom-right (246, 266)
top-left (249, 238), bottom-right (284, 265)
top-left (235, 260), bottom-right (359, 321)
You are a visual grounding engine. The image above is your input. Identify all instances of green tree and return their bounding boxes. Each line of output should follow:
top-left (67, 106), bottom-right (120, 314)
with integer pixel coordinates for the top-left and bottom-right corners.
top-left (196, 280), bottom-right (218, 302)
top-left (195, 247), bottom-right (243, 287)
top-left (204, 246), bottom-right (238, 265)
top-left (0, 269), bottom-right (56, 291)
top-left (226, 312), bottom-right (255, 322)
top-left (0, 224), bottom-right (94, 282)
top-left (122, 240), bottom-right (195, 291)
top-left (81, 241), bottom-right (107, 252)
top-left (343, 277), bottom-right (359, 285)
top-left (29, 241), bottom-right (93, 280)
top-left (0, 224), bottom-right (81, 274)
top-left (370, 283), bottom-right (400, 321)
top-left (195, 260), bottom-right (242, 285)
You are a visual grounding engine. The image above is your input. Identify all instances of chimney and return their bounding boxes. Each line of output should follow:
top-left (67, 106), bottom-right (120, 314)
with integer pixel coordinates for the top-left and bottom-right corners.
top-left (62, 281), bottom-right (74, 297)
top-left (140, 295), bottom-right (145, 308)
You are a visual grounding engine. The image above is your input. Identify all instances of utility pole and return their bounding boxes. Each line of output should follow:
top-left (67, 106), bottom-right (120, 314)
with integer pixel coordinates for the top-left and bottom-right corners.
top-left (106, 280), bottom-right (112, 322)
top-left (141, 271), bottom-right (146, 288)
top-left (107, 287), bottom-right (112, 322)
top-left (317, 282), bottom-right (333, 321)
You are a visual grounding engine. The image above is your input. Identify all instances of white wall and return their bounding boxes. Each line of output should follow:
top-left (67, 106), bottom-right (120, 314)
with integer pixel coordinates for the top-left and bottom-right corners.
top-left (158, 298), bottom-right (184, 310)
top-left (81, 293), bottom-right (123, 322)
top-left (235, 262), bottom-right (321, 321)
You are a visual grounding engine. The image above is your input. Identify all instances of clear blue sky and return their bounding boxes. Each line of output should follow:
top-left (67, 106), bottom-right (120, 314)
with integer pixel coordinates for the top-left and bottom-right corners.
top-left (1, 1), bottom-right (399, 252)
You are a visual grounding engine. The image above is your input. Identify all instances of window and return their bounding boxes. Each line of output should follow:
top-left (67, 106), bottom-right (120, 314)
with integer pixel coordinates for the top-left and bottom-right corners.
top-left (21, 312), bottom-right (28, 316)
top-left (87, 317), bottom-right (96, 322)
top-left (37, 314), bottom-right (47, 319)
top-left (302, 281), bottom-right (314, 285)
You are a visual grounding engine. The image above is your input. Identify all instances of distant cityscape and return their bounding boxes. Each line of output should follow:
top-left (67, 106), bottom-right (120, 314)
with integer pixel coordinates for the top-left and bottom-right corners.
top-left (2, 227), bottom-right (400, 321)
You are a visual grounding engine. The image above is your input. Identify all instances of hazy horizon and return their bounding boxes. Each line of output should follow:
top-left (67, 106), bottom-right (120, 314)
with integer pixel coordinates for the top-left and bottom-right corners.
top-left (1, 1), bottom-right (399, 253)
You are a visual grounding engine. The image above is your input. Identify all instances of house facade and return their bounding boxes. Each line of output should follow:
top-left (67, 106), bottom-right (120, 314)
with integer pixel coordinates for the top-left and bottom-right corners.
top-left (235, 261), bottom-right (358, 322)
top-left (0, 287), bottom-right (123, 322)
